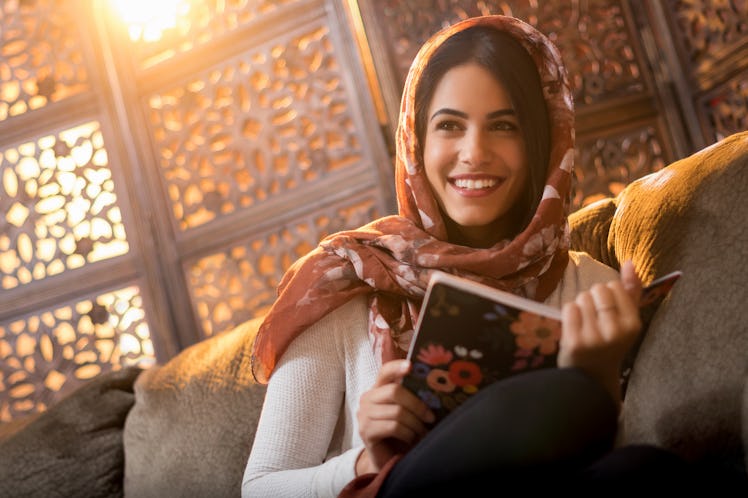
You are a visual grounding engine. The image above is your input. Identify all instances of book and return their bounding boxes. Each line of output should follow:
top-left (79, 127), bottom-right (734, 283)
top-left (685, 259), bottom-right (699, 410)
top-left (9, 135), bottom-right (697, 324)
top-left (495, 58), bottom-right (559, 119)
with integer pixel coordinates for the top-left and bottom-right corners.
top-left (402, 269), bottom-right (682, 425)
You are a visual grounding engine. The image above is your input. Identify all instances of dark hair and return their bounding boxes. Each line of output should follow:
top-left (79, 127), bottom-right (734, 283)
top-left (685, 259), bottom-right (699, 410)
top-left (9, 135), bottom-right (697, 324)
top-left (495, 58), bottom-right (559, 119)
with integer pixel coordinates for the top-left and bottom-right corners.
top-left (414, 26), bottom-right (551, 234)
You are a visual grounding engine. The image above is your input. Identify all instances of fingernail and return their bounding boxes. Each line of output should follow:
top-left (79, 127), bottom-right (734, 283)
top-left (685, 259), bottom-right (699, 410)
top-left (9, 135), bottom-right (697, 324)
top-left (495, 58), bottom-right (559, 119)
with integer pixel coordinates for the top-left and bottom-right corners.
top-left (400, 360), bottom-right (411, 374)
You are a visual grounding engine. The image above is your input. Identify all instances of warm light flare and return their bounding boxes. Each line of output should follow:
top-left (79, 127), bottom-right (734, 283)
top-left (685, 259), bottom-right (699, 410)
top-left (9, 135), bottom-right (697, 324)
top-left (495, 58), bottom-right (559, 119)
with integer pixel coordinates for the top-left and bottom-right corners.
top-left (109, 0), bottom-right (190, 42)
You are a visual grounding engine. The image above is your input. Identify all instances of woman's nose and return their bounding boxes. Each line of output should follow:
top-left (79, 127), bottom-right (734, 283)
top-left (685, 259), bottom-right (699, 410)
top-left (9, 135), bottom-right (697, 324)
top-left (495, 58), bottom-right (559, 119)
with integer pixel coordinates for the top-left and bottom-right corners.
top-left (459, 129), bottom-right (491, 166)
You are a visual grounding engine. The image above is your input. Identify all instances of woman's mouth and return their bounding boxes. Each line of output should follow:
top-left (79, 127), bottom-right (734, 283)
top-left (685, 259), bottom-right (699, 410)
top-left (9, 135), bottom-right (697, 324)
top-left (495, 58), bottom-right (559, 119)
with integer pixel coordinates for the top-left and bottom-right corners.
top-left (449, 176), bottom-right (503, 196)
top-left (453, 178), bottom-right (498, 189)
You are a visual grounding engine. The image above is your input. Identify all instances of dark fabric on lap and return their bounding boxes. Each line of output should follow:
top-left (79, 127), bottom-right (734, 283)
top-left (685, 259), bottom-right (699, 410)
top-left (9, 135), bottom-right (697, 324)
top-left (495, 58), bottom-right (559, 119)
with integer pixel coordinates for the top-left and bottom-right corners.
top-left (579, 444), bottom-right (748, 495)
top-left (378, 368), bottom-right (618, 497)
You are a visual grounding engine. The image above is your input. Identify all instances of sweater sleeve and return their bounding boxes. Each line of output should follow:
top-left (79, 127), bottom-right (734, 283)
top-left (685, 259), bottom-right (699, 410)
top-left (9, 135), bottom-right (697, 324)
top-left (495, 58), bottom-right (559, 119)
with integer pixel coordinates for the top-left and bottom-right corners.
top-left (241, 303), bottom-right (362, 497)
top-left (544, 251), bottom-right (620, 308)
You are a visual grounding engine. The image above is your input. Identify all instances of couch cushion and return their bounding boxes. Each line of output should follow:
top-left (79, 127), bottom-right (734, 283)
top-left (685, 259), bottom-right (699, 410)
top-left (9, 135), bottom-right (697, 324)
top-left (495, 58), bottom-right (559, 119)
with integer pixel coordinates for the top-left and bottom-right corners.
top-left (568, 196), bottom-right (617, 268)
top-left (0, 366), bottom-right (142, 498)
top-left (123, 316), bottom-right (266, 498)
top-left (570, 131), bottom-right (748, 474)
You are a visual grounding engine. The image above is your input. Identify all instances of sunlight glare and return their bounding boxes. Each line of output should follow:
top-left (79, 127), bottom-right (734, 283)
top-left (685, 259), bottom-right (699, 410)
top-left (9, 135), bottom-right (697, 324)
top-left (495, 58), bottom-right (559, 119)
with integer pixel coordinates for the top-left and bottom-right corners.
top-left (110, 0), bottom-right (190, 42)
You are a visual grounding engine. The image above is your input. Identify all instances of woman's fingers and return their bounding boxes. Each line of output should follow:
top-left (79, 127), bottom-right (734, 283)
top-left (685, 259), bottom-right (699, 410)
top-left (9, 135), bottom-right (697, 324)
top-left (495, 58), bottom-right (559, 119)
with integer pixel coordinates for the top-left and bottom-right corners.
top-left (589, 282), bottom-right (615, 313)
top-left (373, 359), bottom-right (411, 386)
top-left (360, 413), bottom-right (426, 445)
top-left (375, 359), bottom-right (435, 418)
top-left (590, 283), bottom-right (617, 334)
top-left (358, 359), bottom-right (435, 451)
top-left (577, 289), bottom-right (603, 341)
top-left (607, 280), bottom-right (642, 342)
top-left (357, 362), bottom-right (436, 471)
top-left (620, 259), bottom-right (643, 302)
top-left (367, 359), bottom-right (434, 423)
top-left (559, 279), bottom-right (642, 366)
top-left (559, 300), bottom-right (582, 360)
top-left (360, 386), bottom-right (432, 437)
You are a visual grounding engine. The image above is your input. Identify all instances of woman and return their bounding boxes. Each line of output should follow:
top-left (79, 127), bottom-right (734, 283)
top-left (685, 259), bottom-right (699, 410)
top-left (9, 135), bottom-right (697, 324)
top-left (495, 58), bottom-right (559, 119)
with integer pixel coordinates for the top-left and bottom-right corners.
top-left (242, 15), bottom-right (675, 497)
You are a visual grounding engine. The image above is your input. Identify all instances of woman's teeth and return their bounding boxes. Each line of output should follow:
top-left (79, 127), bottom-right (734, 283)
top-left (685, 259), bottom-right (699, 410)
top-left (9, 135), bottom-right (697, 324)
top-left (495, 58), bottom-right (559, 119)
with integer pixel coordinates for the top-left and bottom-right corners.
top-left (453, 178), bottom-right (498, 189)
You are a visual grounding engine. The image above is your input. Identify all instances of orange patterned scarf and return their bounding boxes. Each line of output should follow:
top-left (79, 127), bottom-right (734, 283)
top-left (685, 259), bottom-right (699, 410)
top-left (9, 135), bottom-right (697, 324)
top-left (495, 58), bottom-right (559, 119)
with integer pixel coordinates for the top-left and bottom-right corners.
top-left (251, 15), bottom-right (575, 383)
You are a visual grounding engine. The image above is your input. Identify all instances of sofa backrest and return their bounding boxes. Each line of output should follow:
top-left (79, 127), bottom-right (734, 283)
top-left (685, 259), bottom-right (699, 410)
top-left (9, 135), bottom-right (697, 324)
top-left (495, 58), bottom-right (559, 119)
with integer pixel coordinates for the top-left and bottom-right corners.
top-left (570, 131), bottom-right (748, 475)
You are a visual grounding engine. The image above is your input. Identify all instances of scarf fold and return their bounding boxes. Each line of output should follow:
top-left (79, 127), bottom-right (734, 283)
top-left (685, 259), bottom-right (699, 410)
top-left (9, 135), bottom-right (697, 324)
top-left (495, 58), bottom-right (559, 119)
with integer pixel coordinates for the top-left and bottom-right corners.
top-left (251, 15), bottom-right (575, 384)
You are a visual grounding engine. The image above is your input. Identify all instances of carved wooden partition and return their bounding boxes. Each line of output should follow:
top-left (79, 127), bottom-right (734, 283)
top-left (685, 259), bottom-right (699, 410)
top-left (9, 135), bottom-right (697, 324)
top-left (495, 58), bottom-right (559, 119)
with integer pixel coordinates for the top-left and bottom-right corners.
top-left (1, 0), bottom-right (746, 421)
top-left (0, 0), bottom-right (394, 421)
top-left (357, 0), bottom-right (747, 208)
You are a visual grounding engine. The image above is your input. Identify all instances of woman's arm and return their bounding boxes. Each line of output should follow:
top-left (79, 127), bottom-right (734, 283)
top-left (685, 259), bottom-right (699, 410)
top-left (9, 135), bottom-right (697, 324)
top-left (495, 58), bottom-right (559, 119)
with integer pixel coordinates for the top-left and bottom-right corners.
top-left (241, 310), bottom-right (362, 498)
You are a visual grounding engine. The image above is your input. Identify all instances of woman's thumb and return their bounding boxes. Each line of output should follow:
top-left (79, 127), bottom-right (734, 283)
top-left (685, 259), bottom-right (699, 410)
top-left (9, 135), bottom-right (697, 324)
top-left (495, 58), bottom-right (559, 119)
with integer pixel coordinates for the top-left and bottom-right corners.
top-left (621, 259), bottom-right (642, 302)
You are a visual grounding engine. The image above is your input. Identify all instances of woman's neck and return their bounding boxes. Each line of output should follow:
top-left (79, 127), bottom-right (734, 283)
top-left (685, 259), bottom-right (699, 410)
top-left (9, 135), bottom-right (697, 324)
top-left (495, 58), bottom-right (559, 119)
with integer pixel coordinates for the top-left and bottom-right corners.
top-left (445, 216), bottom-right (518, 248)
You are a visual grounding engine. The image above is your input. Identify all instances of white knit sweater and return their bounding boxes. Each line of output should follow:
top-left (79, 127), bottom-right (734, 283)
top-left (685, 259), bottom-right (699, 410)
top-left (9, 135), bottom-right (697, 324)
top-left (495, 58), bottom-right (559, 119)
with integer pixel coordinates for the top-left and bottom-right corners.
top-left (242, 252), bottom-right (618, 497)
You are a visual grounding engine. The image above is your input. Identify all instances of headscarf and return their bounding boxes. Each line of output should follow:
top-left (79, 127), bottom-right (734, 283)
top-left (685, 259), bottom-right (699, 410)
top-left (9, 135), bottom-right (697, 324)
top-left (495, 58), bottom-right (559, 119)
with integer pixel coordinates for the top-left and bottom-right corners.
top-left (251, 15), bottom-right (575, 384)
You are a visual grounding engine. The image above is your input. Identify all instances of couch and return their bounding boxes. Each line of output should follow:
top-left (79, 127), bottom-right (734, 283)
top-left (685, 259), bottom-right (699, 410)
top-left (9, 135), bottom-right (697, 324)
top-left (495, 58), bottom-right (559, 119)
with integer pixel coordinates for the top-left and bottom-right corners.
top-left (1, 131), bottom-right (747, 497)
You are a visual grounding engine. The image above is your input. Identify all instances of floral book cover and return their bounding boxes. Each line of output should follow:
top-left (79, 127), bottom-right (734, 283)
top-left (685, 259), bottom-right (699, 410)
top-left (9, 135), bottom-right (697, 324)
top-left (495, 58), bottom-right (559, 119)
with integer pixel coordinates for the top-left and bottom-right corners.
top-left (402, 270), bottom-right (682, 426)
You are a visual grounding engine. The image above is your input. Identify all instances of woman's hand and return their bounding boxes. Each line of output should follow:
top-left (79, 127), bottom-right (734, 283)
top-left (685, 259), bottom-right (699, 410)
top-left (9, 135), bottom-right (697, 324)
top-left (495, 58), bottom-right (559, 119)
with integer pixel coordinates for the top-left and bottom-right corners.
top-left (558, 260), bottom-right (643, 407)
top-left (355, 359), bottom-right (435, 475)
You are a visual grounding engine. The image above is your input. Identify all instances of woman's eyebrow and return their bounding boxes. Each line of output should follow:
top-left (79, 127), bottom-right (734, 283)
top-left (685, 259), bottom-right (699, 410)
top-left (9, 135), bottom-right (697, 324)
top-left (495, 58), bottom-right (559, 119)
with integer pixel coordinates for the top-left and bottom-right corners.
top-left (486, 109), bottom-right (516, 119)
top-left (430, 108), bottom-right (516, 121)
top-left (430, 108), bottom-right (467, 121)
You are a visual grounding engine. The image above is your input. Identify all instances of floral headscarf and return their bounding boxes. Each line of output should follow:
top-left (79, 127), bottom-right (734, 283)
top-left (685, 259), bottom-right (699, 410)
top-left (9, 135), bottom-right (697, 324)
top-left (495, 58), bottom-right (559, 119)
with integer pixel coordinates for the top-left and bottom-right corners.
top-left (251, 15), bottom-right (574, 384)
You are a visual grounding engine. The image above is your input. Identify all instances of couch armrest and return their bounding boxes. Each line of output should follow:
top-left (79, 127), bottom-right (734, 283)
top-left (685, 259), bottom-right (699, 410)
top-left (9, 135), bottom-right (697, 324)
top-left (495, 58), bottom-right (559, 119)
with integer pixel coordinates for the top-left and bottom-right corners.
top-left (0, 366), bottom-right (142, 497)
top-left (123, 316), bottom-right (266, 497)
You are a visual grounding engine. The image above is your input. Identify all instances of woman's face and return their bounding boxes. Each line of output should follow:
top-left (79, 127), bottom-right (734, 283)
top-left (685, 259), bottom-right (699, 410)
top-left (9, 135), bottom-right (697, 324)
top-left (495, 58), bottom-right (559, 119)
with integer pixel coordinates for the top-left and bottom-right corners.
top-left (423, 62), bottom-right (528, 247)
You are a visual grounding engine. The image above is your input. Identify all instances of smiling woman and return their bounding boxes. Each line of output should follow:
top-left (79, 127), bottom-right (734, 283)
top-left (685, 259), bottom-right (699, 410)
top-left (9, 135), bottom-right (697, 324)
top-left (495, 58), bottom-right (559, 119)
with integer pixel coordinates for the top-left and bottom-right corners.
top-left (415, 27), bottom-right (551, 248)
top-left (240, 14), bottom-right (695, 498)
top-left (422, 62), bottom-right (529, 248)
top-left (109, 0), bottom-right (190, 42)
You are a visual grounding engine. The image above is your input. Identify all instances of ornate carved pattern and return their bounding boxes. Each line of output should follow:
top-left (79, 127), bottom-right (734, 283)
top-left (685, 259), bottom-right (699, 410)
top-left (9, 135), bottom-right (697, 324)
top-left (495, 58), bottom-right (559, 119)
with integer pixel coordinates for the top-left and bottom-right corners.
top-left (146, 23), bottom-right (366, 231)
top-left (667, 0), bottom-right (748, 73)
top-left (187, 195), bottom-right (382, 337)
top-left (0, 0), bottom-right (89, 121)
top-left (703, 78), bottom-right (748, 142)
top-left (574, 126), bottom-right (666, 209)
top-left (373, 0), bottom-right (644, 105)
top-left (0, 285), bottom-right (154, 422)
top-left (127, 0), bottom-right (304, 68)
top-left (1, 121), bottom-right (129, 290)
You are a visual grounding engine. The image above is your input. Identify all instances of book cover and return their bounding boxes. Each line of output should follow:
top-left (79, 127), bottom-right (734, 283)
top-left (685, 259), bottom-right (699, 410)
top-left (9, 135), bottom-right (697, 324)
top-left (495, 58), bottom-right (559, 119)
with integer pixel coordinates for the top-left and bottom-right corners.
top-left (402, 270), bottom-right (682, 425)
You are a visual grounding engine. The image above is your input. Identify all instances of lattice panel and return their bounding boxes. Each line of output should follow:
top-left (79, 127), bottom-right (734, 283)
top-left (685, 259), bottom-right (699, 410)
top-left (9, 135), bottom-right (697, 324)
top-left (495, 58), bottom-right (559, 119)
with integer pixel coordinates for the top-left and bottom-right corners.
top-left (667, 0), bottom-right (748, 74)
top-left (0, 285), bottom-right (154, 422)
top-left (0, 121), bottom-right (129, 290)
top-left (0, 0), bottom-right (89, 121)
top-left (187, 195), bottom-right (382, 337)
top-left (573, 125), bottom-right (667, 209)
top-left (702, 78), bottom-right (748, 142)
top-left (124, 0), bottom-right (305, 69)
top-left (147, 23), bottom-right (366, 231)
top-left (371, 0), bottom-right (644, 106)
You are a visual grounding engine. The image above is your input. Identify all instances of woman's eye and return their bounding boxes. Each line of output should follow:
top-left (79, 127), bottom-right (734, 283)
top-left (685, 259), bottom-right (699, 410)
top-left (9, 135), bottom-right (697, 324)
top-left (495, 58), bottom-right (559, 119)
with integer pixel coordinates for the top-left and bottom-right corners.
top-left (436, 120), bottom-right (462, 132)
top-left (489, 120), bottom-right (518, 132)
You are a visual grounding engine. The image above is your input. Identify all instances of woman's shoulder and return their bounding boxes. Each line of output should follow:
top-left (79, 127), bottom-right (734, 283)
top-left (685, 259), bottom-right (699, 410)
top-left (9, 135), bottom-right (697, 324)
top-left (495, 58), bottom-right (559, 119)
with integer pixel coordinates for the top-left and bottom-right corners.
top-left (297, 294), bottom-right (370, 347)
top-left (567, 250), bottom-right (619, 279)
top-left (315, 294), bottom-right (369, 329)
top-left (546, 251), bottom-right (619, 307)
top-left (278, 294), bottom-right (371, 370)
